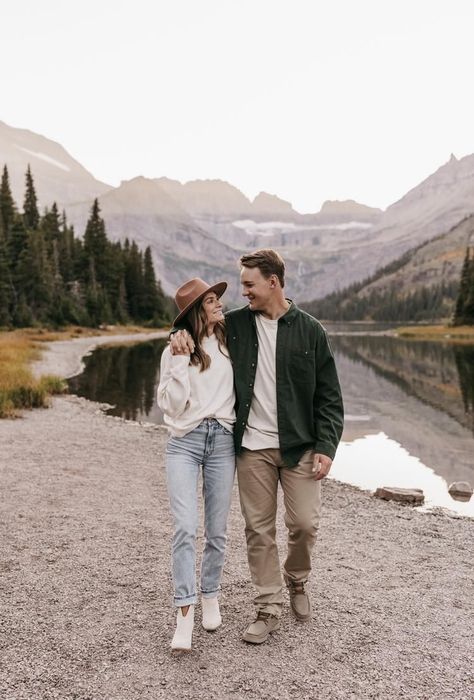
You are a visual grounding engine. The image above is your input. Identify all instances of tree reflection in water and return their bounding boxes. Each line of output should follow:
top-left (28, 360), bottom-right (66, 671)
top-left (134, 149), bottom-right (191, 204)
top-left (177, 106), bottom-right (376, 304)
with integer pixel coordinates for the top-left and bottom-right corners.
top-left (454, 345), bottom-right (474, 433)
top-left (331, 335), bottom-right (474, 435)
top-left (68, 339), bottom-right (168, 421)
top-left (68, 335), bottom-right (474, 438)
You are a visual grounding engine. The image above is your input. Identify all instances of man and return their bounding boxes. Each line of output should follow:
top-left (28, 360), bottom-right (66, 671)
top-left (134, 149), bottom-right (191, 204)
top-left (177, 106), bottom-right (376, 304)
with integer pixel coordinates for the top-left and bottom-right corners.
top-left (171, 249), bottom-right (343, 644)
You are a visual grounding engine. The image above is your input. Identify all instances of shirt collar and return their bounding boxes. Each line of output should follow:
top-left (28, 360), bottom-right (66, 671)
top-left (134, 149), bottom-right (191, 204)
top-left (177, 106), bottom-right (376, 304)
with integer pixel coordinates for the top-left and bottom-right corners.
top-left (248, 299), bottom-right (297, 325)
top-left (280, 299), bottom-right (298, 325)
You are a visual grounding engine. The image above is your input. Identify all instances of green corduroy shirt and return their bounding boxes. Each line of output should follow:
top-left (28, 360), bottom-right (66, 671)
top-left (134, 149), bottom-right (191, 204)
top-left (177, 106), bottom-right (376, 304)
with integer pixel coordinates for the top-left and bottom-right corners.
top-left (223, 302), bottom-right (344, 467)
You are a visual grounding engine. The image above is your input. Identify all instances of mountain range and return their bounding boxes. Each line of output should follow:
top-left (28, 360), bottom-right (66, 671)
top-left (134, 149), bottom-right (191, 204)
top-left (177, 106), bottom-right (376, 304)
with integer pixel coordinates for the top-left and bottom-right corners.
top-left (1, 118), bottom-right (473, 305)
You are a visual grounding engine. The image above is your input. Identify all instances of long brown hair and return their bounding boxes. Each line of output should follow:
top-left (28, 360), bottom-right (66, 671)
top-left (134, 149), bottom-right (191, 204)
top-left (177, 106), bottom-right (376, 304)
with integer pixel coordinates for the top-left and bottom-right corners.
top-left (184, 301), bottom-right (227, 372)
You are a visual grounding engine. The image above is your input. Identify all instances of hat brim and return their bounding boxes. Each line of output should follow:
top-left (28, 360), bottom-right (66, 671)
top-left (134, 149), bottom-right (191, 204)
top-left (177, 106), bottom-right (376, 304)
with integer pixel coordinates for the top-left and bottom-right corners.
top-left (173, 281), bottom-right (228, 326)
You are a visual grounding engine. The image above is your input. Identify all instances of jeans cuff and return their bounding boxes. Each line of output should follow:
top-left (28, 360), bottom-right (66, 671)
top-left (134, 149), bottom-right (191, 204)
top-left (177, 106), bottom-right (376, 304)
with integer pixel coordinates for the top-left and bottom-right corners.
top-left (201, 587), bottom-right (221, 599)
top-left (174, 594), bottom-right (197, 606)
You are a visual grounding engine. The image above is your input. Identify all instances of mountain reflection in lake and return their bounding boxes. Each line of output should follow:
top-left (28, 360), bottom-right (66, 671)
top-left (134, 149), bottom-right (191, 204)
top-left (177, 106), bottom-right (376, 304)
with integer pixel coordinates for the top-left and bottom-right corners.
top-left (67, 330), bottom-right (474, 516)
top-left (330, 332), bottom-right (474, 516)
top-left (330, 334), bottom-right (474, 435)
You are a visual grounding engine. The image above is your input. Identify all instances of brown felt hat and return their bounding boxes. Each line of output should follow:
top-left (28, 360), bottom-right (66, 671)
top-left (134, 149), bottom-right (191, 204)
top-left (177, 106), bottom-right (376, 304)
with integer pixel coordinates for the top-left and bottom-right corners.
top-left (173, 277), bottom-right (227, 325)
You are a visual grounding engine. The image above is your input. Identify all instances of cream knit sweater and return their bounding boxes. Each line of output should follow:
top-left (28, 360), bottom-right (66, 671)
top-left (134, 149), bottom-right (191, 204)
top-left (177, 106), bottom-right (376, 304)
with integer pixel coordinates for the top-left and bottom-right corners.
top-left (157, 334), bottom-right (236, 437)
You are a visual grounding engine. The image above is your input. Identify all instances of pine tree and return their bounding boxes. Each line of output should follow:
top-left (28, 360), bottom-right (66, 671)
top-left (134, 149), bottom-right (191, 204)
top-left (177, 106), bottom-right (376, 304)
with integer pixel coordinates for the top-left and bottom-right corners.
top-left (8, 216), bottom-right (28, 283)
top-left (83, 199), bottom-right (108, 287)
top-left (141, 246), bottom-right (164, 321)
top-left (453, 243), bottom-right (474, 325)
top-left (0, 224), bottom-right (13, 325)
top-left (116, 276), bottom-right (129, 324)
top-left (23, 165), bottom-right (40, 229)
top-left (41, 202), bottom-right (61, 251)
top-left (124, 241), bottom-right (145, 319)
top-left (58, 210), bottom-right (74, 283)
top-left (85, 258), bottom-right (100, 326)
top-left (0, 165), bottom-right (17, 238)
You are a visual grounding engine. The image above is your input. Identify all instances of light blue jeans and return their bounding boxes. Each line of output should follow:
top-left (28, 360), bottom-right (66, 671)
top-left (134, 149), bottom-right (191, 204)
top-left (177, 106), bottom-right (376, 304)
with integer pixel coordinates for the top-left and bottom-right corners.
top-left (166, 419), bottom-right (236, 607)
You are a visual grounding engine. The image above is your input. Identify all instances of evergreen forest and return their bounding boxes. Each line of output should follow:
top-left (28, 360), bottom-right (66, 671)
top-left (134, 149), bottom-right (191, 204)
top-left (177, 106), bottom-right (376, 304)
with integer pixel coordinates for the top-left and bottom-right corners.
top-left (302, 239), bottom-right (474, 325)
top-left (0, 165), bottom-right (172, 328)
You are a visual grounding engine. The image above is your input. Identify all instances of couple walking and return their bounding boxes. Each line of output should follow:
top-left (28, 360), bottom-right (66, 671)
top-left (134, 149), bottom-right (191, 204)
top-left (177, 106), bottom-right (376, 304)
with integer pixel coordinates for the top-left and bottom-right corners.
top-left (157, 248), bottom-right (344, 651)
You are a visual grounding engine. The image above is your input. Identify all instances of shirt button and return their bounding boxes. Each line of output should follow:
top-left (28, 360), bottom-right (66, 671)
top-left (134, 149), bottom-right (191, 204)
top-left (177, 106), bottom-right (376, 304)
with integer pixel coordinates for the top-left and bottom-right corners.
top-left (249, 383), bottom-right (253, 387)
top-left (242, 421), bottom-right (245, 426)
top-left (251, 363), bottom-right (255, 367)
top-left (245, 403), bottom-right (249, 407)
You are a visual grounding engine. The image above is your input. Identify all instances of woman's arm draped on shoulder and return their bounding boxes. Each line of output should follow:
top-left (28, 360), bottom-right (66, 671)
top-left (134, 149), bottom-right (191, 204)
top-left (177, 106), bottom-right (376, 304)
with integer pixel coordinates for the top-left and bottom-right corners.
top-left (157, 346), bottom-right (191, 418)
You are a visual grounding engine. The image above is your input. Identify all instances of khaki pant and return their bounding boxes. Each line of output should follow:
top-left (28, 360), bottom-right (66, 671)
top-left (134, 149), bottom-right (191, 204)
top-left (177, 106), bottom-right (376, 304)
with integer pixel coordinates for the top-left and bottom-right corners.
top-left (236, 448), bottom-right (321, 617)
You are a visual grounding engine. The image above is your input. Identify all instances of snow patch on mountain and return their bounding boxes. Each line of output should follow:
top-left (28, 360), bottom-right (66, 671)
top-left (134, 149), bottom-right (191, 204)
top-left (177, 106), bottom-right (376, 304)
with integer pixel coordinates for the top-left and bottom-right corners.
top-left (233, 219), bottom-right (373, 236)
top-left (16, 145), bottom-right (71, 172)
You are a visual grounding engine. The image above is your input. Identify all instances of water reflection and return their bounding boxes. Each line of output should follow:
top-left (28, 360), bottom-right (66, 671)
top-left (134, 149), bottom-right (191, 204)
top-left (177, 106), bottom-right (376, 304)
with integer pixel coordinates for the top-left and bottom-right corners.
top-left (330, 335), bottom-right (474, 434)
top-left (67, 333), bottom-right (474, 516)
top-left (68, 339), bottom-right (167, 421)
top-left (333, 433), bottom-right (474, 518)
top-left (454, 346), bottom-right (474, 429)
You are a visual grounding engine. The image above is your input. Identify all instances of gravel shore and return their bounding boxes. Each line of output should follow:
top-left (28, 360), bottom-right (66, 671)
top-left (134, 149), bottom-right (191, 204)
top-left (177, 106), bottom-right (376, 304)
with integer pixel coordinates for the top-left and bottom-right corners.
top-left (1, 336), bottom-right (473, 699)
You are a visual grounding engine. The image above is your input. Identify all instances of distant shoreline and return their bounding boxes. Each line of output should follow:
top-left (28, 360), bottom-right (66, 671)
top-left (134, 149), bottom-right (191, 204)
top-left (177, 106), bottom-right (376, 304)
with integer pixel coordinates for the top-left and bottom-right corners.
top-left (322, 321), bottom-right (474, 342)
top-left (32, 329), bottom-right (169, 380)
top-left (395, 324), bottom-right (474, 341)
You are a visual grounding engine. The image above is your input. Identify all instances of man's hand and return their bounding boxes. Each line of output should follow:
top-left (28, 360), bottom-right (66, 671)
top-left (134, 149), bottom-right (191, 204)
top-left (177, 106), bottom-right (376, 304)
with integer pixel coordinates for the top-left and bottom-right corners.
top-left (311, 453), bottom-right (333, 480)
top-left (169, 329), bottom-right (195, 356)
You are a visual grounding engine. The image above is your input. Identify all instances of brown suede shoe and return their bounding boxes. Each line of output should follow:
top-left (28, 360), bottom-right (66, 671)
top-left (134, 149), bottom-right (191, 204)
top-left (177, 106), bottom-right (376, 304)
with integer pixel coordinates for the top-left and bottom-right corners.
top-left (242, 611), bottom-right (280, 644)
top-left (286, 579), bottom-right (311, 621)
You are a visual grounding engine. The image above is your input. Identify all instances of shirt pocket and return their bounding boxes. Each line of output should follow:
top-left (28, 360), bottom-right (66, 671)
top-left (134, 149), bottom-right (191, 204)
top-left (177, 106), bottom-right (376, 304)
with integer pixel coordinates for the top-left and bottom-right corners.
top-left (289, 349), bottom-right (315, 383)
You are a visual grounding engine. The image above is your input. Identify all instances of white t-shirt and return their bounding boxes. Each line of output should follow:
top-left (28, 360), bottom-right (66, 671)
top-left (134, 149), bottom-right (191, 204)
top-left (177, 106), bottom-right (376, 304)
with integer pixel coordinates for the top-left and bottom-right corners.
top-left (242, 314), bottom-right (280, 450)
top-left (157, 334), bottom-right (236, 437)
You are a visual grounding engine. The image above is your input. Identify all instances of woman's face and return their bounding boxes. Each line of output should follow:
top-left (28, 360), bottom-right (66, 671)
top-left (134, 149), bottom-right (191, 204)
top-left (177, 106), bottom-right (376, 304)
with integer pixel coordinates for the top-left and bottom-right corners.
top-left (201, 291), bottom-right (224, 327)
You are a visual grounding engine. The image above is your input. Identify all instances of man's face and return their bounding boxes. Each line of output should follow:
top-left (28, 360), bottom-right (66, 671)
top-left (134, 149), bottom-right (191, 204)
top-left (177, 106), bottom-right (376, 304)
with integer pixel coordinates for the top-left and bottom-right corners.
top-left (240, 266), bottom-right (273, 312)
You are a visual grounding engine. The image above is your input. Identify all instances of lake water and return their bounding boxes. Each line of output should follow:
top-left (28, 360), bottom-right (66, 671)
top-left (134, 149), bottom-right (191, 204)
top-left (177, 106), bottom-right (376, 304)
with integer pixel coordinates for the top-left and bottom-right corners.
top-left (68, 326), bottom-right (474, 517)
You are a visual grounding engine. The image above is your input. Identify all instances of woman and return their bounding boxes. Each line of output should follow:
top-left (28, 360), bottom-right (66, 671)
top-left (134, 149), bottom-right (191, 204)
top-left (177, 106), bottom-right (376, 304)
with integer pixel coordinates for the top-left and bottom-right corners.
top-left (157, 278), bottom-right (236, 652)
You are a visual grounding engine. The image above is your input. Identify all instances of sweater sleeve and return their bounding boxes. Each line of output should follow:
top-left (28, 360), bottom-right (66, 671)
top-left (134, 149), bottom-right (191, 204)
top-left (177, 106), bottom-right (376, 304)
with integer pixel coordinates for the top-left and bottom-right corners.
top-left (157, 347), bottom-right (191, 418)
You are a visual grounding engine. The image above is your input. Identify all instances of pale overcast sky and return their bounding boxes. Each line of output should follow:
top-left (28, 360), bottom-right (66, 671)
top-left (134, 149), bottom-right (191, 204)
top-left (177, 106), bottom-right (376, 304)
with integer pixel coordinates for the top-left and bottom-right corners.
top-left (2, 0), bottom-right (474, 212)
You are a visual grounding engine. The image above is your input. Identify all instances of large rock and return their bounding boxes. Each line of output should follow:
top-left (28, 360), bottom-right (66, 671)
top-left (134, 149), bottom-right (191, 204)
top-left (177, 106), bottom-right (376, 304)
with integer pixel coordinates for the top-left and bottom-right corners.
top-left (374, 486), bottom-right (425, 505)
top-left (448, 481), bottom-right (473, 501)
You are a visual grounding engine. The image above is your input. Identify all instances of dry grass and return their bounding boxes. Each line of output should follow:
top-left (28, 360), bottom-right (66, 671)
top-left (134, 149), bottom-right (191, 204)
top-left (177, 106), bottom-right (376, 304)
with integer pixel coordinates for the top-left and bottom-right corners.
top-left (0, 325), bottom-right (167, 418)
top-left (0, 332), bottom-right (64, 417)
top-left (396, 324), bottom-right (474, 342)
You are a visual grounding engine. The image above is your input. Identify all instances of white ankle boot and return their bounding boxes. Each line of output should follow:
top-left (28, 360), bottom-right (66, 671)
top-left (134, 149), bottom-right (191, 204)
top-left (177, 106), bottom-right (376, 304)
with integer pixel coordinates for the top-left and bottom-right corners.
top-left (171, 606), bottom-right (194, 651)
top-left (202, 596), bottom-right (222, 631)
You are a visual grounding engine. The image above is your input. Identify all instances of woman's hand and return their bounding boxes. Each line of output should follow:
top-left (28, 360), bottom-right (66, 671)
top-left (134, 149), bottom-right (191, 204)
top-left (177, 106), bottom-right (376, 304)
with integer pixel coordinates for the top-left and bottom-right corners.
top-left (170, 329), bottom-right (195, 355)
